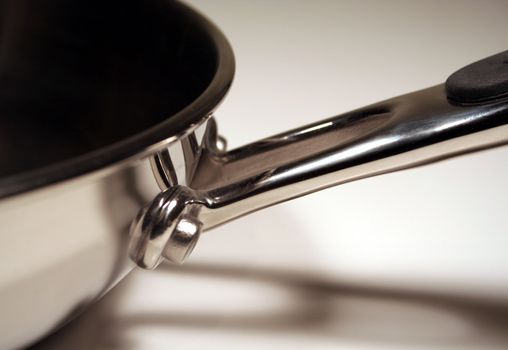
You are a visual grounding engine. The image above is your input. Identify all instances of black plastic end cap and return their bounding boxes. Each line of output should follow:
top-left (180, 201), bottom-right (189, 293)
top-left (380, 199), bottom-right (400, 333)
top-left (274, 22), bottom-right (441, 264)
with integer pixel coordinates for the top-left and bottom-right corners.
top-left (446, 50), bottom-right (508, 104)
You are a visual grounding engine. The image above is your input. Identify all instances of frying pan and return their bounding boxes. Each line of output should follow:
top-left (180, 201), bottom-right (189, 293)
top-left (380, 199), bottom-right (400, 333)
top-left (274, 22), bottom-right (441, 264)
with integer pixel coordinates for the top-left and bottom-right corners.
top-left (1, 0), bottom-right (507, 348)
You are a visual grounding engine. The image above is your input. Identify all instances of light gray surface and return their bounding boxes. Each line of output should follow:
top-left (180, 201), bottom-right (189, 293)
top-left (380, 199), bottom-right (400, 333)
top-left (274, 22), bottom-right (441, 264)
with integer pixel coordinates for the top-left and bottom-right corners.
top-left (31, 1), bottom-right (508, 349)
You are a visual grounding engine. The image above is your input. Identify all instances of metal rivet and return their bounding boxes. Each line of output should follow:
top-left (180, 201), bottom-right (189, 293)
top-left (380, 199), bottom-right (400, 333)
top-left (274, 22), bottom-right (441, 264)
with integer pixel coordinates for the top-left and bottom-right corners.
top-left (162, 214), bottom-right (202, 265)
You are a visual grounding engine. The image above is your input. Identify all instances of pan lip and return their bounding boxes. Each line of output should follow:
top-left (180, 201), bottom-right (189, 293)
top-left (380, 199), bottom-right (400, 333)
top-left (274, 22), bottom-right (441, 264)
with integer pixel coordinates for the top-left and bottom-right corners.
top-left (0, 0), bottom-right (235, 200)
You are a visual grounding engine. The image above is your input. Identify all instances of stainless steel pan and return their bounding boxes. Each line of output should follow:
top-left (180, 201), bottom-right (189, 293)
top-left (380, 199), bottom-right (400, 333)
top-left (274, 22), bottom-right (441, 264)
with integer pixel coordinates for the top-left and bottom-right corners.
top-left (1, 0), bottom-right (507, 348)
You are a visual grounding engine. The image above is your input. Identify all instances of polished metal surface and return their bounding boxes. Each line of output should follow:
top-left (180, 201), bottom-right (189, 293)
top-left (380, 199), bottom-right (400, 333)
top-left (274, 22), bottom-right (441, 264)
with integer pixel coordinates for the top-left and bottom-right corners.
top-left (0, 118), bottom-right (217, 350)
top-left (0, 1), bottom-right (235, 348)
top-left (0, 0), bottom-right (506, 348)
top-left (129, 186), bottom-right (203, 268)
top-left (130, 85), bottom-right (508, 268)
top-left (0, 117), bottom-right (215, 349)
top-left (0, 157), bottom-right (153, 349)
top-left (128, 121), bottom-right (213, 269)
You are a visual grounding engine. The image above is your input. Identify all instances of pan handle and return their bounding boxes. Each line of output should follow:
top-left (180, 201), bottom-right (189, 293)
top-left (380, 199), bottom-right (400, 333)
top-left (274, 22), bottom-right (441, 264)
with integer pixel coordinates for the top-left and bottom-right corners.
top-left (129, 51), bottom-right (508, 269)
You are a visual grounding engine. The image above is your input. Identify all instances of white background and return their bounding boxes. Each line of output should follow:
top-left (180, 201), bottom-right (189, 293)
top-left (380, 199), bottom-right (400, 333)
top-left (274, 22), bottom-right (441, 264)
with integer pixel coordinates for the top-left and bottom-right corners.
top-left (32, 1), bottom-right (508, 349)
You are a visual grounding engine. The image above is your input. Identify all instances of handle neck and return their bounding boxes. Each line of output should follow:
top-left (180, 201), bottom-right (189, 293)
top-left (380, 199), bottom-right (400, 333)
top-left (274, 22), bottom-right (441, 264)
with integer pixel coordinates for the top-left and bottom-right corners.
top-left (192, 85), bottom-right (508, 230)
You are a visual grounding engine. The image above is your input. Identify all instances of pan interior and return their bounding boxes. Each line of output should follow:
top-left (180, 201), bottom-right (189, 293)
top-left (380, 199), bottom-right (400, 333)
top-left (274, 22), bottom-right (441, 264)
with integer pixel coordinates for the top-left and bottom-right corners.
top-left (0, 0), bottom-right (218, 179)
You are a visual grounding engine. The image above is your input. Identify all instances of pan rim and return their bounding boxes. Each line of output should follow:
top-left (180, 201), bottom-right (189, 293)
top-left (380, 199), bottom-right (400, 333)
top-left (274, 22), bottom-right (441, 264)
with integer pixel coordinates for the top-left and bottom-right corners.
top-left (0, 0), bottom-right (235, 199)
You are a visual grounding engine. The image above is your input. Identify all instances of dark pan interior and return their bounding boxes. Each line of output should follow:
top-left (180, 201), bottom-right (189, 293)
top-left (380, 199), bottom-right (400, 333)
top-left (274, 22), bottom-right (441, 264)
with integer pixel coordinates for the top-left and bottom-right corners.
top-left (0, 0), bottom-right (219, 179)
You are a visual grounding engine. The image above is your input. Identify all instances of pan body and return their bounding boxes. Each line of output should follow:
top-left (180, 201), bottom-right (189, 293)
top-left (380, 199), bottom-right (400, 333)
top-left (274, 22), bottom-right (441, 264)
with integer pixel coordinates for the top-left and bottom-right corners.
top-left (0, 129), bottom-right (207, 350)
top-left (0, 0), bottom-right (234, 348)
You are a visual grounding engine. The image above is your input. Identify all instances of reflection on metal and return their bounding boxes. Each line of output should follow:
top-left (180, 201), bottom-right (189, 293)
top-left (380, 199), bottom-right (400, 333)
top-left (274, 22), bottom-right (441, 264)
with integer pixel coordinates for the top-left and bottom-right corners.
top-left (130, 85), bottom-right (508, 269)
top-left (150, 151), bottom-right (177, 190)
top-left (129, 186), bottom-right (203, 269)
top-left (181, 132), bottom-right (201, 185)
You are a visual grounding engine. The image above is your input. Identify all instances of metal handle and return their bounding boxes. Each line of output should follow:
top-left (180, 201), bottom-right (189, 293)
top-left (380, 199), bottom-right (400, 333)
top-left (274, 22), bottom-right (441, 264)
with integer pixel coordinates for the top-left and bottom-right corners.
top-left (129, 84), bottom-right (508, 269)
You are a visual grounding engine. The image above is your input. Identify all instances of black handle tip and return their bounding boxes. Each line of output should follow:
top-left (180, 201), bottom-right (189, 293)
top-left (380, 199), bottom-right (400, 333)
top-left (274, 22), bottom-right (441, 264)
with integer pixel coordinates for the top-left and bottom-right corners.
top-left (446, 50), bottom-right (508, 104)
